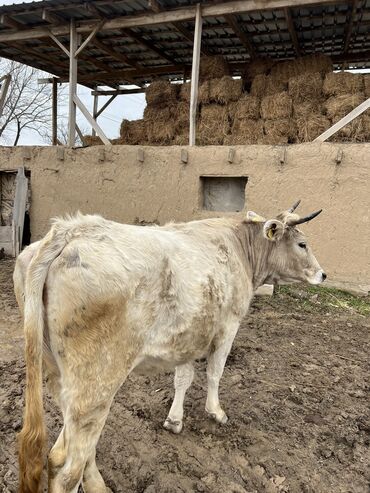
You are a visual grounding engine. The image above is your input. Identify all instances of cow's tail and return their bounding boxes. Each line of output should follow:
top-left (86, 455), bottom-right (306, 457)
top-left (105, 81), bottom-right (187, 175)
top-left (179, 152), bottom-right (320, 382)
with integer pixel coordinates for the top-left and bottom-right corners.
top-left (18, 225), bottom-right (66, 493)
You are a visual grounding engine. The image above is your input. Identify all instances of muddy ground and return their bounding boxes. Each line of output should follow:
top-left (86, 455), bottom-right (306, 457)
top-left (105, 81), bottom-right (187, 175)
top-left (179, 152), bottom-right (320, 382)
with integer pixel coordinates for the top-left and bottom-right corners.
top-left (0, 257), bottom-right (369, 493)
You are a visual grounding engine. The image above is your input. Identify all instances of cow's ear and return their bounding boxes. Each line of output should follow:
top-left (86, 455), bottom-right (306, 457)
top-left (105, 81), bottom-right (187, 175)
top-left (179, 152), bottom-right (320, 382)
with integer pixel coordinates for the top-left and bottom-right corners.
top-left (247, 211), bottom-right (266, 222)
top-left (263, 219), bottom-right (285, 242)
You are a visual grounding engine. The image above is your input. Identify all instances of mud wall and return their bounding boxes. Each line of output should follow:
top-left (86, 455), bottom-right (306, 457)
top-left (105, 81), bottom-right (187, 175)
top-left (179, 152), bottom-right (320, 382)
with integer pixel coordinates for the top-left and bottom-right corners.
top-left (0, 143), bottom-right (369, 294)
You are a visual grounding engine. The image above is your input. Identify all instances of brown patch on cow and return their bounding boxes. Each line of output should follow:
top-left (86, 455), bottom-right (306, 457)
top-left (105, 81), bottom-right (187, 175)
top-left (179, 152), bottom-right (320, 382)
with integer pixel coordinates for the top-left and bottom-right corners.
top-left (160, 257), bottom-right (176, 304)
top-left (217, 243), bottom-right (230, 264)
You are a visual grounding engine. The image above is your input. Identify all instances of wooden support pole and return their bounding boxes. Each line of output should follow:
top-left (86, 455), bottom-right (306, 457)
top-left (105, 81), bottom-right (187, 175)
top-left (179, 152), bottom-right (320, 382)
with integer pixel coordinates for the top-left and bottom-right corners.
top-left (73, 94), bottom-right (110, 145)
top-left (68, 19), bottom-right (77, 147)
top-left (95, 94), bottom-right (117, 118)
top-left (75, 20), bottom-right (105, 57)
top-left (52, 77), bottom-right (58, 145)
top-left (92, 90), bottom-right (98, 136)
top-left (189, 3), bottom-right (202, 147)
top-left (0, 74), bottom-right (11, 117)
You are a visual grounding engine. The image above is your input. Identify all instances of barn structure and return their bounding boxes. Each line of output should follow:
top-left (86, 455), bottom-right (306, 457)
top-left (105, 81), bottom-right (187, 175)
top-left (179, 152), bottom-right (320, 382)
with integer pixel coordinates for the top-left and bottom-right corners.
top-left (0, 0), bottom-right (369, 293)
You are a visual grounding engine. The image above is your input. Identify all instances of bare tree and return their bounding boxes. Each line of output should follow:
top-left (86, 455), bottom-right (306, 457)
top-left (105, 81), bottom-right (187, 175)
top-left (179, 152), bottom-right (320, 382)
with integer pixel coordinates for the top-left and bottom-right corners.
top-left (0, 59), bottom-right (59, 145)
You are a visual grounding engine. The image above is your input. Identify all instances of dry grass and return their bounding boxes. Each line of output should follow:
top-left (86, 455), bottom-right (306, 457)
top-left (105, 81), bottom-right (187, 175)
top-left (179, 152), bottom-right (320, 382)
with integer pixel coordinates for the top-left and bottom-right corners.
top-left (288, 72), bottom-right (323, 102)
top-left (293, 101), bottom-right (321, 118)
top-left (120, 119), bottom-right (147, 145)
top-left (209, 76), bottom-right (243, 104)
top-left (146, 80), bottom-right (179, 106)
top-left (198, 104), bottom-right (230, 145)
top-left (260, 92), bottom-right (292, 120)
top-left (199, 55), bottom-right (230, 82)
top-left (323, 72), bottom-right (364, 96)
top-left (271, 54), bottom-right (332, 83)
top-left (329, 114), bottom-right (370, 142)
top-left (173, 101), bottom-right (190, 133)
top-left (264, 119), bottom-right (297, 144)
top-left (225, 119), bottom-right (264, 145)
top-left (295, 114), bottom-right (331, 142)
top-left (231, 95), bottom-right (260, 120)
top-left (82, 135), bottom-right (104, 146)
top-left (323, 93), bottom-right (365, 119)
top-left (199, 80), bottom-right (211, 104)
top-left (364, 74), bottom-right (370, 98)
top-left (243, 57), bottom-right (274, 82)
top-left (251, 74), bottom-right (287, 97)
top-left (180, 83), bottom-right (191, 102)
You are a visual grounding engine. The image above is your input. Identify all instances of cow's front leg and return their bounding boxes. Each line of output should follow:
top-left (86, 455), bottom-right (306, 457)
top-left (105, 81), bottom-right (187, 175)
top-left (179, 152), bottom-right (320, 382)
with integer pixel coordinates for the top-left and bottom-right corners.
top-left (206, 323), bottom-right (239, 424)
top-left (164, 362), bottom-right (194, 434)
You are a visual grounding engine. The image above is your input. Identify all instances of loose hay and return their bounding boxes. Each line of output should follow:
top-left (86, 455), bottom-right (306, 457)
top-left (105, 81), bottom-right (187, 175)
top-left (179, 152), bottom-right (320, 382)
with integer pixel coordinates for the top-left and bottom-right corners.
top-left (250, 74), bottom-right (267, 98)
top-left (225, 119), bottom-right (264, 145)
top-left (296, 114), bottom-right (331, 142)
top-left (199, 55), bottom-right (230, 82)
top-left (271, 54), bottom-right (332, 83)
top-left (233, 95), bottom-right (260, 120)
top-left (180, 83), bottom-right (191, 102)
top-left (260, 92), bottom-right (292, 120)
top-left (146, 80), bottom-right (179, 106)
top-left (251, 74), bottom-right (287, 97)
top-left (323, 72), bottom-right (364, 96)
top-left (323, 93), bottom-right (365, 119)
top-left (83, 135), bottom-right (104, 146)
top-left (329, 114), bottom-right (370, 142)
top-left (364, 74), bottom-right (370, 98)
top-left (288, 72), bottom-right (323, 102)
top-left (209, 76), bottom-right (243, 104)
top-left (293, 101), bottom-right (321, 118)
top-left (120, 119), bottom-right (147, 145)
top-left (173, 132), bottom-right (189, 145)
top-left (264, 119), bottom-right (297, 144)
top-left (198, 104), bottom-right (230, 145)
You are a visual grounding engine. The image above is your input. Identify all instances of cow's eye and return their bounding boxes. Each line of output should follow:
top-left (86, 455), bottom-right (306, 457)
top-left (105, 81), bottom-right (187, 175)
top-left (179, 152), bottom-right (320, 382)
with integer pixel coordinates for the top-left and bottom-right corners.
top-left (298, 242), bottom-right (307, 249)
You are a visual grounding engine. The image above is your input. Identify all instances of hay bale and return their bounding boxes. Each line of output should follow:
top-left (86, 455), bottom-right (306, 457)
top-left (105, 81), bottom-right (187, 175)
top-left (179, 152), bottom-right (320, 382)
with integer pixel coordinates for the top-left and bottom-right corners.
top-left (209, 76), bottom-right (243, 104)
top-left (364, 74), bottom-right (370, 98)
top-left (293, 101), bottom-right (320, 118)
top-left (296, 114), bottom-right (331, 142)
top-left (173, 132), bottom-right (189, 145)
top-left (199, 55), bottom-right (230, 82)
top-left (146, 80), bottom-right (179, 106)
top-left (260, 92), bottom-right (292, 120)
top-left (174, 101), bottom-right (190, 133)
top-left (146, 119), bottom-right (176, 145)
top-left (264, 119), bottom-right (297, 144)
top-left (198, 104), bottom-right (230, 145)
top-left (251, 74), bottom-right (287, 97)
top-left (144, 103), bottom-right (177, 123)
top-left (323, 93), bottom-right (365, 119)
top-left (243, 58), bottom-right (274, 83)
top-left (323, 72), bottom-right (364, 96)
top-left (199, 80), bottom-right (211, 104)
top-left (271, 54), bottom-right (332, 83)
top-left (83, 135), bottom-right (104, 146)
top-left (225, 119), bottom-right (264, 145)
top-left (288, 72), bottom-right (323, 102)
top-left (120, 119), bottom-right (147, 145)
top-left (180, 83), bottom-right (191, 102)
top-left (233, 95), bottom-right (260, 120)
top-left (330, 114), bottom-right (370, 142)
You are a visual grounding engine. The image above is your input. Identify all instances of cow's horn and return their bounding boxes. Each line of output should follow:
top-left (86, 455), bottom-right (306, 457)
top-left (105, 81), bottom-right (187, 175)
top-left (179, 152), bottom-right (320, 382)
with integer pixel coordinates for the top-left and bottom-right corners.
top-left (288, 200), bottom-right (301, 213)
top-left (289, 209), bottom-right (322, 226)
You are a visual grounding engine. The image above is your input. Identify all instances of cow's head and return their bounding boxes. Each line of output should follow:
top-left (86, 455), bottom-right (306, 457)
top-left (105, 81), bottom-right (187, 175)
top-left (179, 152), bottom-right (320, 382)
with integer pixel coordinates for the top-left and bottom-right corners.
top-left (247, 200), bottom-right (326, 286)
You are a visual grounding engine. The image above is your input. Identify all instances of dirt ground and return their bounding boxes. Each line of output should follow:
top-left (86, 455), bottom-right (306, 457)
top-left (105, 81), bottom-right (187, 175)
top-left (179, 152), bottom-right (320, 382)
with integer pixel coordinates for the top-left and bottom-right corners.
top-left (0, 257), bottom-right (369, 493)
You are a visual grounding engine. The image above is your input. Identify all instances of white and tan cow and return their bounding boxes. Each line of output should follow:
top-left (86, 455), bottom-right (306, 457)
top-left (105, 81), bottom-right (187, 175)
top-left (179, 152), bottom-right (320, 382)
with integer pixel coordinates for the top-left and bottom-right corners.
top-left (15, 202), bottom-right (326, 493)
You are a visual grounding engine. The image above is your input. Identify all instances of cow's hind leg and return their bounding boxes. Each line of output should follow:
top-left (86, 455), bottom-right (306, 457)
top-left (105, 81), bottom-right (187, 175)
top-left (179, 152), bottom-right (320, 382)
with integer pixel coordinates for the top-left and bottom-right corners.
top-left (48, 398), bottom-right (114, 493)
top-left (164, 362), bottom-right (194, 434)
top-left (205, 322), bottom-right (239, 424)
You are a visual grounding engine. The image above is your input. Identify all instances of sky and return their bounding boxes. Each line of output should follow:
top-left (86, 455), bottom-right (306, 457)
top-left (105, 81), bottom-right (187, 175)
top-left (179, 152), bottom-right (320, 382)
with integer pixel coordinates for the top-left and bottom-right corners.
top-left (0, 0), bottom-right (146, 145)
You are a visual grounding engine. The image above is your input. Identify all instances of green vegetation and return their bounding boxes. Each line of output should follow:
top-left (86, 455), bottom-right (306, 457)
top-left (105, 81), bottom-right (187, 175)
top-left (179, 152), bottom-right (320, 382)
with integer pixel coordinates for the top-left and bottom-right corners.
top-left (275, 285), bottom-right (370, 317)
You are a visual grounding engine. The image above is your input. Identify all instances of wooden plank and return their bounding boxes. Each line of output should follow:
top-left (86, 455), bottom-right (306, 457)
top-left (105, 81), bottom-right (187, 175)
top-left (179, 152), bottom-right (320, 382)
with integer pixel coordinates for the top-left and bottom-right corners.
top-left (48, 30), bottom-right (70, 56)
top-left (314, 98), bottom-right (370, 142)
top-left (284, 7), bottom-right (301, 56)
top-left (189, 4), bottom-right (202, 146)
top-left (344, 0), bottom-right (359, 53)
top-left (73, 94), bottom-right (110, 145)
top-left (91, 88), bottom-right (145, 96)
top-left (12, 167), bottom-right (28, 257)
top-left (0, 74), bottom-right (11, 117)
top-left (75, 20), bottom-right (106, 57)
top-left (92, 91), bottom-right (98, 137)
top-left (96, 94), bottom-right (117, 117)
top-left (68, 19), bottom-right (77, 146)
top-left (0, 0), bottom-right (339, 43)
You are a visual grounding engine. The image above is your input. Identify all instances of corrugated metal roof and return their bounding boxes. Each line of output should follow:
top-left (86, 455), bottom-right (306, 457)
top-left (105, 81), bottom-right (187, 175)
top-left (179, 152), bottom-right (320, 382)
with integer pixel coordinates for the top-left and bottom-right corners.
top-left (0, 0), bottom-right (368, 88)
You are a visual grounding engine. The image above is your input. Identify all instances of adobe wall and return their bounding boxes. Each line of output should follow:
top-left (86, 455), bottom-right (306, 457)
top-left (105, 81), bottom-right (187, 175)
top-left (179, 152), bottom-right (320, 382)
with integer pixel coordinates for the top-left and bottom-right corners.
top-left (0, 143), bottom-right (369, 294)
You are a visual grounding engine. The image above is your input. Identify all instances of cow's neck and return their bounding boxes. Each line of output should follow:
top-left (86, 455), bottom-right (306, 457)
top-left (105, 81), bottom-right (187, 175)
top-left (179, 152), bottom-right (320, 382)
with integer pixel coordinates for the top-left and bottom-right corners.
top-left (233, 221), bottom-right (275, 290)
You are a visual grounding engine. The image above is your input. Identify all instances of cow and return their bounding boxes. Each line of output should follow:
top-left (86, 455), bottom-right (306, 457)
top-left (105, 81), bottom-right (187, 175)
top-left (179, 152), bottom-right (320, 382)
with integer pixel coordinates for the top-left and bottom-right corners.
top-left (15, 201), bottom-right (326, 493)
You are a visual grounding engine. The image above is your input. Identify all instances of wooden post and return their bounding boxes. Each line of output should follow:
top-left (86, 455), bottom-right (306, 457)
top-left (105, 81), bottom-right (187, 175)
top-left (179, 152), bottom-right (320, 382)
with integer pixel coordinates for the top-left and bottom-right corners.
top-left (52, 77), bottom-right (58, 145)
top-left (92, 90), bottom-right (98, 136)
top-left (189, 3), bottom-right (202, 146)
top-left (68, 19), bottom-right (77, 146)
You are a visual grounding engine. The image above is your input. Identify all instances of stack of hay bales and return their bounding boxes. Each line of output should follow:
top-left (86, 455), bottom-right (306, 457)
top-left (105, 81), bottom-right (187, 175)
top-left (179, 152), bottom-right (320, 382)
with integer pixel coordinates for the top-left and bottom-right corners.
top-left (224, 95), bottom-right (263, 145)
top-left (199, 55), bottom-right (230, 83)
top-left (260, 92), bottom-right (295, 144)
top-left (198, 75), bottom-right (243, 145)
top-left (322, 72), bottom-right (369, 142)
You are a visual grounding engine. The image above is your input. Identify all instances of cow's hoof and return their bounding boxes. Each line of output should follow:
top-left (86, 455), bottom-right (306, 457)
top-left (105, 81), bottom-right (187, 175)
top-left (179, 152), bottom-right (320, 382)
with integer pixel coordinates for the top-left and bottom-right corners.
top-left (206, 408), bottom-right (228, 424)
top-left (163, 417), bottom-right (183, 434)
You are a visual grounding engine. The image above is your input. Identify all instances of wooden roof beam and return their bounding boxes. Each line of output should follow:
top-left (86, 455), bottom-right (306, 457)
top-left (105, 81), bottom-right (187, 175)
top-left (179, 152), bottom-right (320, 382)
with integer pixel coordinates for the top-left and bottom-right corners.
top-left (42, 9), bottom-right (63, 25)
top-left (123, 27), bottom-right (179, 65)
top-left (148, 0), bottom-right (212, 56)
top-left (284, 7), bottom-right (301, 57)
top-left (0, 14), bottom-right (24, 30)
top-left (0, 0), bottom-right (341, 43)
top-left (224, 14), bottom-right (256, 58)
